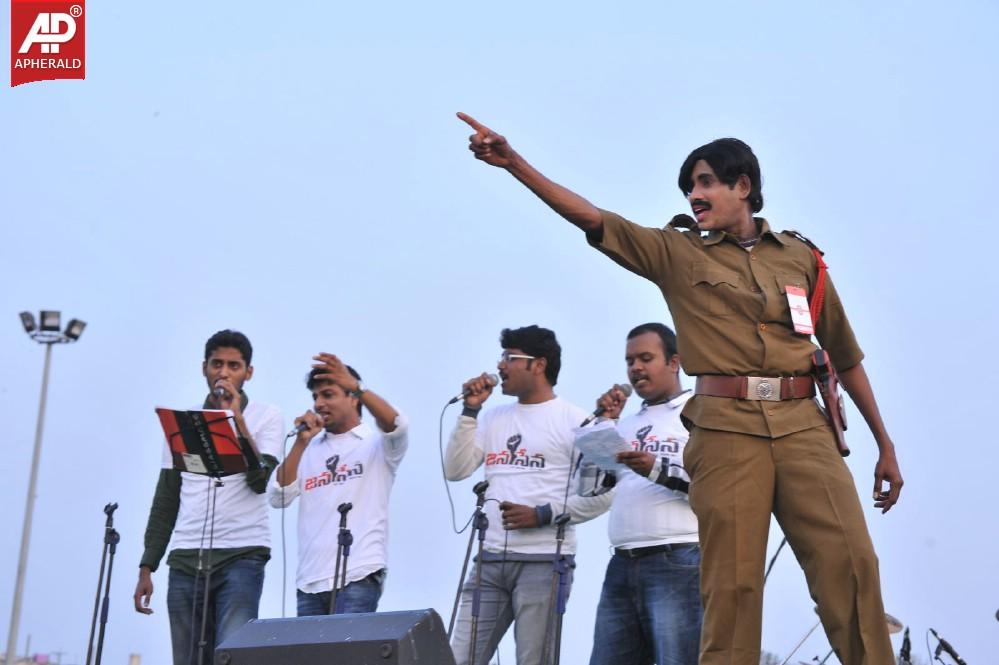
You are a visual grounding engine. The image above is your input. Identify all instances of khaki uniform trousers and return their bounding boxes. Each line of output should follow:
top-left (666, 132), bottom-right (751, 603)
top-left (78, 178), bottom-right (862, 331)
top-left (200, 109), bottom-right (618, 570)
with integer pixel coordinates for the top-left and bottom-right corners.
top-left (683, 424), bottom-right (894, 665)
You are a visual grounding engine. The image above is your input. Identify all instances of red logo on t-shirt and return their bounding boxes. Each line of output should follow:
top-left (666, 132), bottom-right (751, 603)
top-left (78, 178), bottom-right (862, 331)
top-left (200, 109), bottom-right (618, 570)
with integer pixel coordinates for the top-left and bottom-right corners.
top-left (11, 0), bottom-right (86, 87)
top-left (304, 462), bottom-right (365, 490)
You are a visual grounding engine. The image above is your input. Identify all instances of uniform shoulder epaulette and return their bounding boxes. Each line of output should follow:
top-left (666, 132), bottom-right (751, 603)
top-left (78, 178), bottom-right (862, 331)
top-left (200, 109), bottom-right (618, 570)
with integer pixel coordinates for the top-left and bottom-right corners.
top-left (781, 229), bottom-right (824, 255)
top-left (666, 214), bottom-right (697, 232)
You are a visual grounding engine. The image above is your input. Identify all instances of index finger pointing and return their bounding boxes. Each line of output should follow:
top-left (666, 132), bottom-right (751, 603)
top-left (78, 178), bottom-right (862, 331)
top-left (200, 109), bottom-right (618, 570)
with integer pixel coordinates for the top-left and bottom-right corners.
top-left (457, 112), bottom-right (489, 134)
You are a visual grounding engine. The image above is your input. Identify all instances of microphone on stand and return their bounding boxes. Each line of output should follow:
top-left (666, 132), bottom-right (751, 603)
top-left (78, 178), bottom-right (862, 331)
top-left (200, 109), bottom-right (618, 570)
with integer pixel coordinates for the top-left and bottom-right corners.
top-left (580, 384), bottom-right (633, 427)
top-left (930, 628), bottom-right (967, 665)
top-left (448, 373), bottom-right (499, 404)
top-left (898, 626), bottom-right (910, 664)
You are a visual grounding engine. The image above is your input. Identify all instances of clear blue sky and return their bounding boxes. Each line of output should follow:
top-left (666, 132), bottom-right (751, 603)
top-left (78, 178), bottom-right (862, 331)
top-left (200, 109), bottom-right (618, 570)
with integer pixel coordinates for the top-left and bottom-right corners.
top-left (3, 1), bottom-right (997, 663)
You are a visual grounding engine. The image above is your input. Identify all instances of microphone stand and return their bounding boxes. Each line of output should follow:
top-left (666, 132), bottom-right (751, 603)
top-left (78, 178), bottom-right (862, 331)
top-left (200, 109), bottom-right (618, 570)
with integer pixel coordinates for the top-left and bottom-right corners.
top-left (85, 503), bottom-right (119, 665)
top-left (329, 502), bottom-right (354, 614)
top-left (540, 513), bottom-right (572, 665)
top-left (898, 626), bottom-right (911, 665)
top-left (448, 481), bottom-right (488, 640)
top-left (466, 483), bottom-right (490, 665)
top-left (930, 628), bottom-right (967, 665)
top-left (778, 619), bottom-right (821, 665)
top-left (763, 536), bottom-right (787, 586)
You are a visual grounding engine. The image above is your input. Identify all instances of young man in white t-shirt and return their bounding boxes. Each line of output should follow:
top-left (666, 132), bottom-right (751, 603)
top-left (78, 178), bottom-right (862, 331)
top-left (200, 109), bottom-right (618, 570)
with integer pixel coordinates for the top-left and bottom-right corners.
top-left (269, 352), bottom-right (407, 616)
top-left (581, 323), bottom-right (702, 665)
top-left (133, 330), bottom-right (284, 665)
top-left (446, 325), bottom-right (611, 665)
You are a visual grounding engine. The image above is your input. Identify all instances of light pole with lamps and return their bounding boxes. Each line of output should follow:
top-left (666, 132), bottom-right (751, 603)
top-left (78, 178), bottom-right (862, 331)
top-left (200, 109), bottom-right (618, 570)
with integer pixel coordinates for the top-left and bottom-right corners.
top-left (5, 311), bottom-right (86, 665)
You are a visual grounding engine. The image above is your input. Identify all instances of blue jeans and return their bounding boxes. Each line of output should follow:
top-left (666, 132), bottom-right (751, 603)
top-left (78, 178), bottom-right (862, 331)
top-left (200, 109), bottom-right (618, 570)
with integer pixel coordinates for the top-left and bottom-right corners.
top-left (296, 570), bottom-right (386, 616)
top-left (588, 544), bottom-right (703, 665)
top-left (166, 554), bottom-right (266, 665)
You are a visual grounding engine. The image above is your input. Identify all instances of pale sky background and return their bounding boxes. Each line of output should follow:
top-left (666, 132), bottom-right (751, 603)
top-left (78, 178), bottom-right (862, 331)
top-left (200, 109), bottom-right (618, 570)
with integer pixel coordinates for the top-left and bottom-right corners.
top-left (2, 1), bottom-right (997, 664)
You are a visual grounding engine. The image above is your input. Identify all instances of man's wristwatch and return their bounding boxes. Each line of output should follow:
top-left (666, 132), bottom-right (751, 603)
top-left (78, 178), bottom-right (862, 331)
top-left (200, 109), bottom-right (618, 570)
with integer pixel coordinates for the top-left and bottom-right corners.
top-left (349, 382), bottom-right (366, 399)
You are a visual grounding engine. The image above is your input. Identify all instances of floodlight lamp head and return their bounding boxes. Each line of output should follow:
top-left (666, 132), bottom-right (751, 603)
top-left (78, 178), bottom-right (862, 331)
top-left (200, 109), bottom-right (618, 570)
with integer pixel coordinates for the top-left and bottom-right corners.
top-left (64, 319), bottom-right (86, 340)
top-left (39, 310), bottom-right (61, 332)
top-left (19, 311), bottom-right (36, 334)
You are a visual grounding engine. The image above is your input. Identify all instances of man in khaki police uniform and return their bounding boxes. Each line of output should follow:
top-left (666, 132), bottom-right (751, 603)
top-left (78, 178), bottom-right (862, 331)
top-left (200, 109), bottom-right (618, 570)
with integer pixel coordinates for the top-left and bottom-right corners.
top-left (457, 113), bottom-right (903, 665)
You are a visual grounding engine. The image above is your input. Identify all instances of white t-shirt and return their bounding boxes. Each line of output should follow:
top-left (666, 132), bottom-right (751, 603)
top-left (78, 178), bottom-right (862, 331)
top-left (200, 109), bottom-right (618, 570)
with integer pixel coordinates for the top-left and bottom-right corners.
top-left (160, 400), bottom-right (285, 551)
top-left (446, 397), bottom-right (610, 555)
top-left (268, 416), bottom-right (408, 592)
top-left (608, 391), bottom-right (699, 549)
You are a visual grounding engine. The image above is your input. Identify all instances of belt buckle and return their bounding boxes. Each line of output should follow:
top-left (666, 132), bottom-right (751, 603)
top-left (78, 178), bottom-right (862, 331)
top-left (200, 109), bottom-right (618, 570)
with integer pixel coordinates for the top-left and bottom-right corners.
top-left (746, 376), bottom-right (781, 401)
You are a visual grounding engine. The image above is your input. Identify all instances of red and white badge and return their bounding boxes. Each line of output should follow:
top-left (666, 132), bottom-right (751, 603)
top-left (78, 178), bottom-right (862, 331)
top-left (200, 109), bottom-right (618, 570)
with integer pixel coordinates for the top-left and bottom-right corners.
top-left (785, 285), bottom-right (814, 335)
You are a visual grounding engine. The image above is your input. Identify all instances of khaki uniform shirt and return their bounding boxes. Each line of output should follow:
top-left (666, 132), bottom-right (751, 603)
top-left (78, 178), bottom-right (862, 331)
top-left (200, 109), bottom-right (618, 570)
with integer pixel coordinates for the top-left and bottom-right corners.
top-left (590, 209), bottom-right (864, 439)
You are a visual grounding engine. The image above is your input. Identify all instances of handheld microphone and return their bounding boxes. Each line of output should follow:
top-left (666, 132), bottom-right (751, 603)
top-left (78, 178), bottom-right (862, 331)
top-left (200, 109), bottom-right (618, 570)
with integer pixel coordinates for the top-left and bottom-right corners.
top-left (287, 421), bottom-right (310, 438)
top-left (213, 386), bottom-right (227, 401)
top-left (580, 384), bottom-right (633, 427)
top-left (930, 628), bottom-right (967, 665)
top-left (448, 373), bottom-right (499, 404)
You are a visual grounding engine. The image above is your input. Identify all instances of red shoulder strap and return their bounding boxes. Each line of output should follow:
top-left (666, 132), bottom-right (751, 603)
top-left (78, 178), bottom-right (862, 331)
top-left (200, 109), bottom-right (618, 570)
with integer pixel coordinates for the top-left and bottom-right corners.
top-left (810, 248), bottom-right (827, 327)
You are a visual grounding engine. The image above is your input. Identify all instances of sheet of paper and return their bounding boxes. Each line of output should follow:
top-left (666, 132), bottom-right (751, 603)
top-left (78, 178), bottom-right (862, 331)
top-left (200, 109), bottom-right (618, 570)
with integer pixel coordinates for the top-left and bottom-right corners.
top-left (574, 421), bottom-right (632, 472)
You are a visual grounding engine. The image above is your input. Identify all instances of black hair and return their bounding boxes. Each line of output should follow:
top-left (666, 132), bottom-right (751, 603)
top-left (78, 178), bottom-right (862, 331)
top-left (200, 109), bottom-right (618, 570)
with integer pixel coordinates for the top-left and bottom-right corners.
top-left (204, 329), bottom-right (253, 365)
top-left (627, 322), bottom-right (678, 359)
top-left (500, 325), bottom-right (562, 386)
top-left (678, 138), bottom-right (764, 213)
top-left (306, 365), bottom-right (364, 416)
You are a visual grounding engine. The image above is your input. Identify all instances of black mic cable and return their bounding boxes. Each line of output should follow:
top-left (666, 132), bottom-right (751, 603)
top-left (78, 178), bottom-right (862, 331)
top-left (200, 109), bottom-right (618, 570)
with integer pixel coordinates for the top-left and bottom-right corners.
top-left (438, 400), bottom-right (484, 534)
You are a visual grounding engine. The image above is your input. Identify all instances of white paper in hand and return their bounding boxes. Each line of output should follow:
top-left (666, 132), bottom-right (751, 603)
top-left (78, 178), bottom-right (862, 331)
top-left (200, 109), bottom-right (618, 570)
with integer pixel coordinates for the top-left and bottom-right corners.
top-left (574, 421), bottom-right (632, 472)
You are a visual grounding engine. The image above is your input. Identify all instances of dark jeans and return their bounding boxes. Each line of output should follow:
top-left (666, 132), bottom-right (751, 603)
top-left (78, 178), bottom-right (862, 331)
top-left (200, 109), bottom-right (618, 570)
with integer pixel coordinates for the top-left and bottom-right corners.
top-left (589, 543), bottom-right (703, 665)
top-left (166, 554), bottom-right (266, 665)
top-left (296, 570), bottom-right (386, 616)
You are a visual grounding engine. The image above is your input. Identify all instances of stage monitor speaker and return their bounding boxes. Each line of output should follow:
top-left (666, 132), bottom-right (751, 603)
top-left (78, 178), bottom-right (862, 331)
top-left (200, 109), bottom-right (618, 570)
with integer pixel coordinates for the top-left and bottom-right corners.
top-left (215, 608), bottom-right (456, 665)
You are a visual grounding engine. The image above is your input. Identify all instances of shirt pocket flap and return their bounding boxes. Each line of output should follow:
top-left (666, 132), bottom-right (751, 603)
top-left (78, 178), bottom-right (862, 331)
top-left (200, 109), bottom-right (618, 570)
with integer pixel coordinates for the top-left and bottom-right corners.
top-left (775, 273), bottom-right (809, 295)
top-left (690, 262), bottom-right (741, 288)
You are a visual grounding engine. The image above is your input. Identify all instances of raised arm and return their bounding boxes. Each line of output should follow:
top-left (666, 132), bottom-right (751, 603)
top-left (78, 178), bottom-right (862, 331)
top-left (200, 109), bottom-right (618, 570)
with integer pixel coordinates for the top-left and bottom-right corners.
top-left (838, 361), bottom-right (903, 513)
top-left (312, 353), bottom-right (400, 433)
top-left (458, 112), bottom-right (603, 234)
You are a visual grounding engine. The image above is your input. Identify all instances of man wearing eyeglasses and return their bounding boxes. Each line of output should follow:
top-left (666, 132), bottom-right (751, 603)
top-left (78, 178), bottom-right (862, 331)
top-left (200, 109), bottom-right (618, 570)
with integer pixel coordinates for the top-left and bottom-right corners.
top-left (445, 325), bottom-right (611, 665)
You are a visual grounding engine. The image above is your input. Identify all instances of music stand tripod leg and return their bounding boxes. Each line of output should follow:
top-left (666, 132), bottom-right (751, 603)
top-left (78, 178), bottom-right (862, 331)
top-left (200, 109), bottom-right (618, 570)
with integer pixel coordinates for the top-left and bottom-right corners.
top-left (196, 477), bottom-right (224, 665)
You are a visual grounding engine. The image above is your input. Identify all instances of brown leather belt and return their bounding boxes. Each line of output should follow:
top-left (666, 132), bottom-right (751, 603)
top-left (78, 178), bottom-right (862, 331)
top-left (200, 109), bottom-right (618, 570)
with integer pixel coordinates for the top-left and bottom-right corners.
top-left (695, 375), bottom-right (815, 401)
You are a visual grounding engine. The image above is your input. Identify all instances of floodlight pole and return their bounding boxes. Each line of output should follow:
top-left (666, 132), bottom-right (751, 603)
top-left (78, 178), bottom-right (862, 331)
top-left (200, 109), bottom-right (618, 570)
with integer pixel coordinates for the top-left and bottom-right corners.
top-left (6, 340), bottom-right (54, 664)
